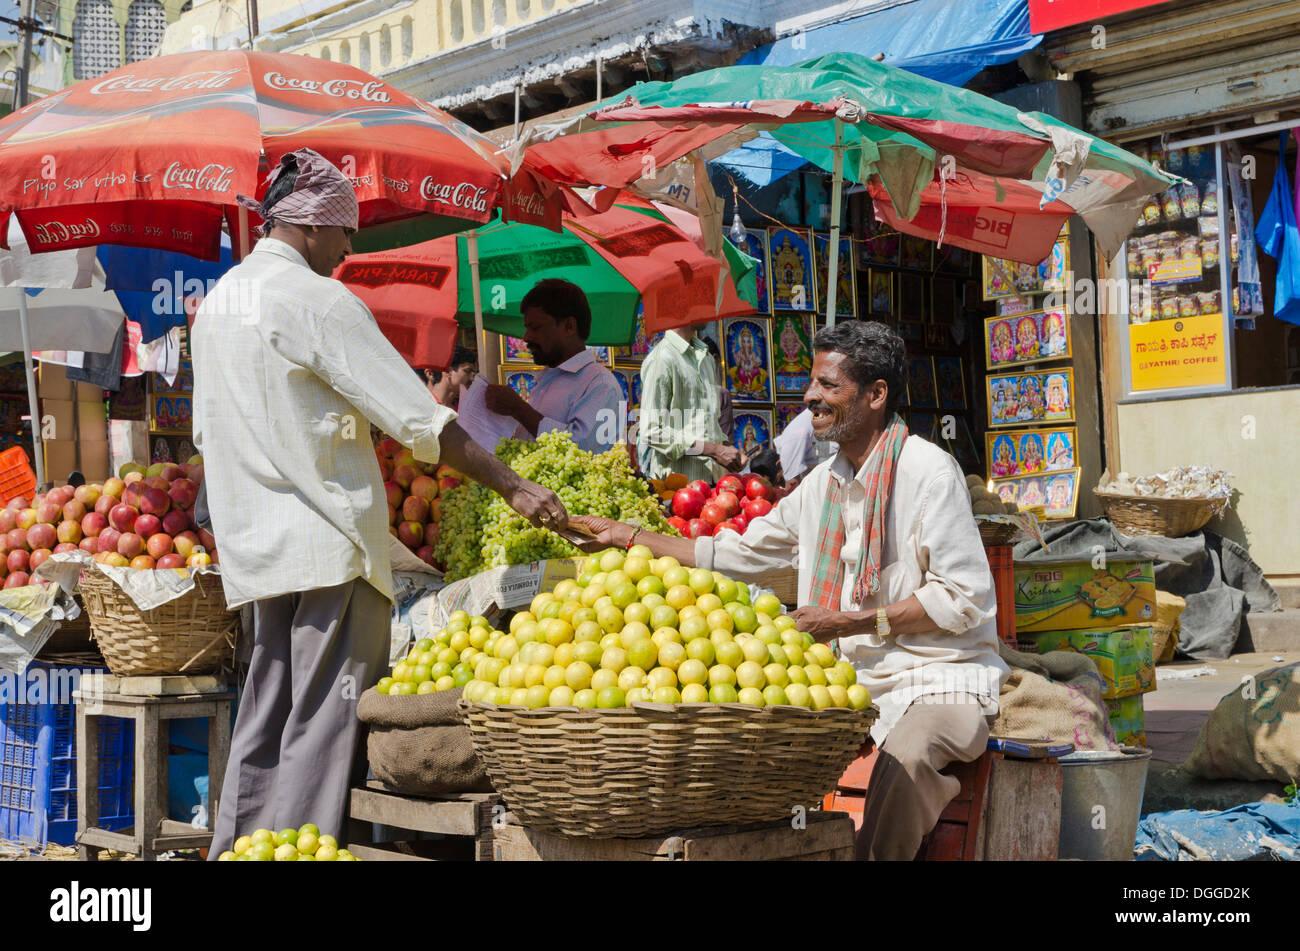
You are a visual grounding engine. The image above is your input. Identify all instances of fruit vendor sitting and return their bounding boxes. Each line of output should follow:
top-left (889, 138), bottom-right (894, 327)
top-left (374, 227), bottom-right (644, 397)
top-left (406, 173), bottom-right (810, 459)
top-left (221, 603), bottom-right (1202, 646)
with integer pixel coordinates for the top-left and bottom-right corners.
top-left (193, 148), bottom-right (569, 858)
top-left (484, 279), bottom-right (624, 454)
top-left (575, 321), bottom-right (1009, 861)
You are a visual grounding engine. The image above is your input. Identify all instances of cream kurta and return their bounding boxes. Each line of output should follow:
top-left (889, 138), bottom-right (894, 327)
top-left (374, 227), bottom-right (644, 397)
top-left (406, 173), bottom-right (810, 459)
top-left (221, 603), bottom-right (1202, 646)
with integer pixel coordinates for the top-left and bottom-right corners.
top-left (695, 435), bottom-right (1009, 739)
top-left (192, 239), bottom-right (457, 608)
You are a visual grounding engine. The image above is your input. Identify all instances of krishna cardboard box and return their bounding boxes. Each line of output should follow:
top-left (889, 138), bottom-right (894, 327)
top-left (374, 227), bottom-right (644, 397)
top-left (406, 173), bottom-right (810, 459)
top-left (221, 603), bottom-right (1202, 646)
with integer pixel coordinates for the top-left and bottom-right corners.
top-left (1104, 694), bottom-right (1147, 748)
top-left (1013, 556), bottom-right (1156, 634)
top-left (1017, 624), bottom-right (1156, 700)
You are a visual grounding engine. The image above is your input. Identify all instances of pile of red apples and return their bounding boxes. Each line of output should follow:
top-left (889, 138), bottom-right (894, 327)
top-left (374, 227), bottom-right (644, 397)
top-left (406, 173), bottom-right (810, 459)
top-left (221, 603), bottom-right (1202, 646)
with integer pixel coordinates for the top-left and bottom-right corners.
top-left (375, 437), bottom-right (460, 569)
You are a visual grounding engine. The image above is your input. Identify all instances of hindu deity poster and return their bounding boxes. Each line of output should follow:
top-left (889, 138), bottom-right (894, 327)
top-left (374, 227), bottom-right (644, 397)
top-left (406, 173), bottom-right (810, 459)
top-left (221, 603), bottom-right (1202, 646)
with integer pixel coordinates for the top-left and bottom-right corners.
top-left (868, 270), bottom-right (893, 318)
top-left (768, 228), bottom-right (816, 311)
top-left (898, 273), bottom-right (925, 321)
top-left (814, 233), bottom-right (856, 319)
top-left (986, 369), bottom-right (1075, 427)
top-left (775, 402), bottom-right (803, 433)
top-left (905, 357), bottom-right (938, 409)
top-left (934, 357), bottom-right (966, 412)
top-left (499, 366), bottom-right (542, 400)
top-left (984, 310), bottom-right (1072, 370)
top-left (738, 230), bottom-right (772, 314)
top-left (860, 214), bottom-right (900, 267)
top-left (907, 412), bottom-right (937, 440)
top-left (772, 313), bottom-right (813, 397)
top-left (985, 426), bottom-right (1077, 478)
top-left (722, 317), bottom-right (775, 404)
top-left (587, 346), bottom-right (612, 366)
top-left (992, 468), bottom-right (1080, 519)
top-left (503, 335), bottom-right (532, 363)
top-left (900, 234), bottom-right (932, 271)
top-left (732, 409), bottom-right (774, 457)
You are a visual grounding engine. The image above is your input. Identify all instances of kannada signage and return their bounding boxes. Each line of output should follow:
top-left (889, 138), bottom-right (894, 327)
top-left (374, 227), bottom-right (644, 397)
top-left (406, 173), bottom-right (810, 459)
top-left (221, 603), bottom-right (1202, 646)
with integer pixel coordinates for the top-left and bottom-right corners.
top-left (1129, 313), bottom-right (1228, 392)
top-left (1028, 0), bottom-right (1177, 34)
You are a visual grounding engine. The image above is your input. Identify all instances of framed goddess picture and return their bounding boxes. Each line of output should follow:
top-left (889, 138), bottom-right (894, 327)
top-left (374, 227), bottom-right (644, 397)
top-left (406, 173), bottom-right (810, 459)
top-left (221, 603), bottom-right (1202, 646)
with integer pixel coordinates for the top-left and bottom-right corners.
top-left (933, 357), bottom-right (966, 412)
top-left (905, 356), bottom-right (938, 408)
top-left (860, 214), bottom-right (900, 267)
top-left (768, 227), bottom-right (816, 311)
top-left (732, 408), bottom-right (774, 459)
top-left (898, 273), bottom-right (925, 321)
top-left (503, 336), bottom-right (532, 364)
top-left (986, 369), bottom-right (1076, 427)
top-left (499, 366), bottom-right (543, 401)
top-left (772, 312), bottom-right (813, 397)
top-left (775, 402), bottom-right (803, 433)
top-left (984, 309), bottom-right (1073, 370)
top-left (814, 233), bottom-right (856, 319)
top-left (868, 270), bottom-right (894, 318)
top-left (992, 468), bottom-right (1080, 519)
top-left (737, 230), bottom-right (773, 314)
top-left (722, 316), bottom-right (775, 404)
top-left (984, 426), bottom-right (1078, 477)
top-left (900, 234), bottom-right (932, 271)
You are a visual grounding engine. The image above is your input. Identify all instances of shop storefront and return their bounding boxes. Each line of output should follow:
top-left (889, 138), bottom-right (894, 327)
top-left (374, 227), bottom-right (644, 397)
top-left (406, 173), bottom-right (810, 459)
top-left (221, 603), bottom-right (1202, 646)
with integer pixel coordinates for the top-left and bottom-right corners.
top-left (1045, 0), bottom-right (1300, 576)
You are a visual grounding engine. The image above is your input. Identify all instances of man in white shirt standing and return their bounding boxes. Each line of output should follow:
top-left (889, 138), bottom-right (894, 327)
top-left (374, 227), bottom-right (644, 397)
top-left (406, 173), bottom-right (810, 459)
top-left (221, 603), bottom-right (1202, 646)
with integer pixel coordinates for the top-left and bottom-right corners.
top-left (574, 321), bottom-right (1008, 861)
top-left (773, 407), bottom-right (828, 486)
top-left (484, 279), bottom-right (624, 454)
top-left (194, 149), bottom-right (568, 855)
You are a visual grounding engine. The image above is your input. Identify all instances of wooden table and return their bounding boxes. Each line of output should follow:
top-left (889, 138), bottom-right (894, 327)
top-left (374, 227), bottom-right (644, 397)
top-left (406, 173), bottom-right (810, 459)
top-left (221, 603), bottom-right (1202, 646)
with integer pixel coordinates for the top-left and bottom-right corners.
top-left (492, 811), bottom-right (856, 861)
top-left (73, 685), bottom-right (232, 861)
top-left (347, 781), bottom-right (502, 861)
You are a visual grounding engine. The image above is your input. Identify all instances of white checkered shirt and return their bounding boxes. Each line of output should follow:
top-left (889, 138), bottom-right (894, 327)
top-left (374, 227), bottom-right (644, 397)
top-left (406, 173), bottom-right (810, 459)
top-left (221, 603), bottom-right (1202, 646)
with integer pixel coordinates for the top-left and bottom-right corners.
top-left (192, 238), bottom-right (456, 608)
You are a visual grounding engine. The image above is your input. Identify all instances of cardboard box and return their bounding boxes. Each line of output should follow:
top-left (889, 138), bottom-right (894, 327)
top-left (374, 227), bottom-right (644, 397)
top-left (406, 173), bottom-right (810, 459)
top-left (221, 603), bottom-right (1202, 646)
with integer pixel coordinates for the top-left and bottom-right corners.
top-left (78, 440), bottom-right (110, 482)
top-left (1018, 624), bottom-right (1156, 700)
top-left (76, 382), bottom-right (104, 401)
top-left (1014, 556), bottom-right (1156, 634)
top-left (77, 400), bottom-right (108, 440)
top-left (43, 440), bottom-right (78, 483)
top-left (38, 363), bottom-right (74, 400)
top-left (1104, 694), bottom-right (1146, 748)
top-left (41, 399), bottom-right (75, 443)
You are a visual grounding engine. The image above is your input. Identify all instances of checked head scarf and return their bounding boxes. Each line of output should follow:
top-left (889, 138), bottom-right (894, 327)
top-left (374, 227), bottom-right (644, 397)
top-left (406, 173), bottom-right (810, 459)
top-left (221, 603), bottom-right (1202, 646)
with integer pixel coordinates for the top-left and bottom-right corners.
top-left (237, 148), bottom-right (359, 236)
top-left (807, 413), bottom-right (909, 610)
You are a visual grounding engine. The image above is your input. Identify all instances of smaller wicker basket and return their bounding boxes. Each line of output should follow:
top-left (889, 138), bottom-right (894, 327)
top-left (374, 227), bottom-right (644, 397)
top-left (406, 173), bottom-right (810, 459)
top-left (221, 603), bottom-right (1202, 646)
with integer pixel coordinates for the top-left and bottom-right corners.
top-left (77, 569), bottom-right (240, 677)
top-left (461, 700), bottom-right (876, 838)
top-left (977, 519), bottom-right (1021, 547)
top-left (1094, 490), bottom-right (1226, 538)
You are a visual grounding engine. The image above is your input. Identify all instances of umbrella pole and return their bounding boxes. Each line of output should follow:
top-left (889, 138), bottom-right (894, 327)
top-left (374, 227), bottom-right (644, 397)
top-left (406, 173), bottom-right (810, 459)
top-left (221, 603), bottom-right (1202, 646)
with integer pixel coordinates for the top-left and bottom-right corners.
top-left (18, 294), bottom-right (45, 486)
top-left (237, 206), bottom-right (251, 262)
top-left (825, 119), bottom-right (845, 329)
top-left (467, 229), bottom-right (489, 378)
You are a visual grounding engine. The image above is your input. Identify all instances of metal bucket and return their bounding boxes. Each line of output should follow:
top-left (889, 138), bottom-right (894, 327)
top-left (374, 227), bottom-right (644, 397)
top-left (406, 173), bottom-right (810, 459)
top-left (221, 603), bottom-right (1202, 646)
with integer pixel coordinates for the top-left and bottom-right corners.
top-left (1058, 746), bottom-right (1152, 861)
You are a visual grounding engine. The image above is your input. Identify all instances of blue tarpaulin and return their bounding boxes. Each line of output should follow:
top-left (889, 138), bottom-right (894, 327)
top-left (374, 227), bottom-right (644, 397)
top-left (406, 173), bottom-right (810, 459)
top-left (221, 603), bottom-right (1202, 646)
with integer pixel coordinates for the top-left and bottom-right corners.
top-left (1135, 802), bottom-right (1300, 861)
top-left (716, 0), bottom-right (1041, 186)
top-left (96, 237), bottom-right (234, 343)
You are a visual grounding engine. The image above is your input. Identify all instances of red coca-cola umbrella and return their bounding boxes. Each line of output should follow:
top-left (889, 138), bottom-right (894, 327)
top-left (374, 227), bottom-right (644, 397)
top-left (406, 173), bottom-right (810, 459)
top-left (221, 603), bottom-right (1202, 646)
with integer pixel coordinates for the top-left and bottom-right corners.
top-left (0, 50), bottom-right (559, 260)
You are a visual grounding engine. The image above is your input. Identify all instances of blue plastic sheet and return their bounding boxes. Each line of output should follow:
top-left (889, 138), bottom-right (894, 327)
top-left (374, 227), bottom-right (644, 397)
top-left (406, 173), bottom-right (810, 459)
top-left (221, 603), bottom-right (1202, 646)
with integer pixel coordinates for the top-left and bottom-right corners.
top-left (718, 0), bottom-right (1040, 187)
top-left (1254, 131), bottom-right (1300, 326)
top-left (1135, 802), bottom-right (1300, 861)
top-left (96, 237), bottom-right (234, 343)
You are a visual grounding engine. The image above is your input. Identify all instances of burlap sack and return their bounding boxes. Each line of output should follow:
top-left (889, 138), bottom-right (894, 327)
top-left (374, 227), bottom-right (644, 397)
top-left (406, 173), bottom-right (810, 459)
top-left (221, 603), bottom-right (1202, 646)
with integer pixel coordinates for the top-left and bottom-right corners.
top-left (1184, 662), bottom-right (1300, 783)
top-left (356, 686), bottom-right (493, 796)
top-left (993, 642), bottom-right (1120, 752)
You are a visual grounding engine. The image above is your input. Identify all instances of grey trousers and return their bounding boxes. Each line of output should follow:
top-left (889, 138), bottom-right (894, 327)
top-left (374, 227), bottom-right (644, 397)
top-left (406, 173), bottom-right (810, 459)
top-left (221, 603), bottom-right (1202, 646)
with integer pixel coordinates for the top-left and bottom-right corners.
top-left (856, 693), bottom-right (994, 861)
top-left (209, 578), bottom-right (390, 856)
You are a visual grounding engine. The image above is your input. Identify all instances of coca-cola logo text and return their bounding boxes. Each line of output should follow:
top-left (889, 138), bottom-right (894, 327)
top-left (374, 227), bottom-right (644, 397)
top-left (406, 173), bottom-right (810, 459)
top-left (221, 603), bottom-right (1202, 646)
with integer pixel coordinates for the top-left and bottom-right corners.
top-left (420, 178), bottom-right (489, 213)
top-left (89, 69), bottom-right (240, 95)
top-left (162, 162), bottom-right (235, 193)
top-left (510, 189), bottom-right (547, 218)
top-left (31, 218), bottom-right (101, 245)
top-left (263, 71), bottom-right (391, 103)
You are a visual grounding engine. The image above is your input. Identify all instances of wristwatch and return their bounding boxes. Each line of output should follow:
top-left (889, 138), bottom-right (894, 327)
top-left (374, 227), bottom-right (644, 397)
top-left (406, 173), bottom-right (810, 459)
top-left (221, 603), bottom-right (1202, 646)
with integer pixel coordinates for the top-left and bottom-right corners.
top-left (876, 606), bottom-right (891, 637)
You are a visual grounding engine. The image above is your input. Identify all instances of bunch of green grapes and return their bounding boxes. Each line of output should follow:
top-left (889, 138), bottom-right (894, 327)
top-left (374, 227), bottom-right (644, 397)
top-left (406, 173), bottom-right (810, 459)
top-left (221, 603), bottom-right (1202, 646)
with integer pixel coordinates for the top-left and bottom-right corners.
top-left (434, 432), bottom-right (678, 580)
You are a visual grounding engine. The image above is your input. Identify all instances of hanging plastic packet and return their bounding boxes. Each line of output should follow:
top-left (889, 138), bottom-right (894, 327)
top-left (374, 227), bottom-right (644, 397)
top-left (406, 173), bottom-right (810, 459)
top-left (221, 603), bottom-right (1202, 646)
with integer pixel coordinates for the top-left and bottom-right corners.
top-left (1179, 180), bottom-right (1201, 218)
top-left (1202, 179), bottom-right (1219, 216)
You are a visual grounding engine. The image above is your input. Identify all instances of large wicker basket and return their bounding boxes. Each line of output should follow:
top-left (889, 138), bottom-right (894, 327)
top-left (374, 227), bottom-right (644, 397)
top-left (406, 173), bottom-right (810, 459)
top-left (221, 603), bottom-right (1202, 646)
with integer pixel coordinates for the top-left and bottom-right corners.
top-left (77, 569), bottom-right (240, 677)
top-left (1094, 490), bottom-right (1226, 538)
top-left (977, 519), bottom-right (1021, 547)
top-left (460, 700), bottom-right (876, 838)
top-left (768, 567), bottom-right (799, 607)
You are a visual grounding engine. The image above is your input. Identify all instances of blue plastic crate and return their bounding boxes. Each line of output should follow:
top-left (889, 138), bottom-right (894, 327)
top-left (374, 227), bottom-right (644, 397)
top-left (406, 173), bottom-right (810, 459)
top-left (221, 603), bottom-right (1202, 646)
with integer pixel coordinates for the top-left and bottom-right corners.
top-left (0, 664), bottom-right (134, 848)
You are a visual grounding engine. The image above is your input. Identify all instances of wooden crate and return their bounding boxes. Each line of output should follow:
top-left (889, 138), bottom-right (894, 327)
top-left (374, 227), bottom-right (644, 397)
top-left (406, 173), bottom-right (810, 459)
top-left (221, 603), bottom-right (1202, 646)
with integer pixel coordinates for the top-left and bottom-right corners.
top-left (346, 782), bottom-right (502, 862)
top-left (492, 811), bottom-right (855, 861)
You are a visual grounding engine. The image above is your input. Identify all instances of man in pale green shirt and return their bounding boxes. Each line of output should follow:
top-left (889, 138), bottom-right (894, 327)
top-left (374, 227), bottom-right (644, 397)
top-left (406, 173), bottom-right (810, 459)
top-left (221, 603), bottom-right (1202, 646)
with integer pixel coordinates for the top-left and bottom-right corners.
top-left (637, 326), bottom-right (745, 482)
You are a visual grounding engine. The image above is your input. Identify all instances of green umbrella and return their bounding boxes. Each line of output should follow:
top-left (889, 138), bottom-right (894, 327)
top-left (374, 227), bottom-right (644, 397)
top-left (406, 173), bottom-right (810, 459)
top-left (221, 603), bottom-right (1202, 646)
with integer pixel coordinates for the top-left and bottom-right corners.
top-left (338, 197), bottom-right (757, 356)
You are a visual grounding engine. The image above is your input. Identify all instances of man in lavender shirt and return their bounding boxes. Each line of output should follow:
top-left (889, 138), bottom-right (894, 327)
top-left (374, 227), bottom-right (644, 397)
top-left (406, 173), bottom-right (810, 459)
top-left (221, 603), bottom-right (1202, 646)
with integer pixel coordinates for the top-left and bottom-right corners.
top-left (485, 279), bottom-right (624, 454)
